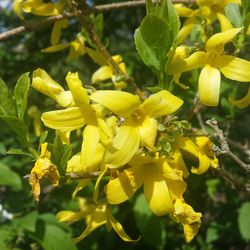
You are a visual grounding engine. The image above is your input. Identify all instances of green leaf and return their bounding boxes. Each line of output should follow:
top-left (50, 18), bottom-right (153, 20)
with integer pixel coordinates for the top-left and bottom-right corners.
top-left (135, 15), bottom-right (170, 72)
top-left (225, 3), bottom-right (243, 28)
top-left (0, 77), bottom-right (15, 116)
top-left (14, 72), bottom-right (30, 121)
top-left (134, 193), bottom-right (166, 248)
top-left (40, 224), bottom-right (77, 250)
top-left (238, 202), bottom-right (250, 241)
top-left (0, 115), bottom-right (28, 144)
top-left (13, 211), bottom-right (38, 233)
top-left (0, 162), bottom-right (22, 190)
top-left (146, 86), bottom-right (163, 93)
top-left (242, 0), bottom-right (250, 32)
top-left (52, 132), bottom-right (72, 175)
top-left (6, 148), bottom-right (33, 157)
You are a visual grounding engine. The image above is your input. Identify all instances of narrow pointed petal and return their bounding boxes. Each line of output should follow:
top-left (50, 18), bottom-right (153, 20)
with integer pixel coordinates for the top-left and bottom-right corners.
top-left (23, 2), bottom-right (63, 16)
top-left (217, 55), bottom-right (250, 82)
top-left (75, 204), bottom-right (108, 243)
top-left (50, 19), bottom-right (69, 45)
top-left (42, 43), bottom-right (71, 53)
top-left (57, 210), bottom-right (91, 223)
top-left (199, 64), bottom-right (221, 106)
top-left (90, 90), bottom-right (141, 117)
top-left (144, 163), bottom-right (174, 216)
top-left (173, 199), bottom-right (202, 243)
top-left (91, 66), bottom-right (113, 83)
top-left (42, 107), bottom-right (85, 131)
top-left (66, 72), bottom-right (89, 106)
top-left (216, 12), bottom-right (233, 32)
top-left (170, 51), bottom-right (208, 74)
top-left (105, 124), bottom-right (140, 169)
top-left (141, 90), bottom-right (183, 117)
top-left (107, 207), bottom-right (140, 242)
top-left (32, 68), bottom-right (73, 107)
top-left (206, 28), bottom-right (242, 54)
top-left (139, 117), bottom-right (158, 149)
top-left (230, 85), bottom-right (250, 108)
top-left (81, 125), bottom-right (103, 172)
top-left (177, 18), bottom-right (196, 43)
top-left (174, 4), bottom-right (194, 17)
top-left (105, 169), bottom-right (142, 204)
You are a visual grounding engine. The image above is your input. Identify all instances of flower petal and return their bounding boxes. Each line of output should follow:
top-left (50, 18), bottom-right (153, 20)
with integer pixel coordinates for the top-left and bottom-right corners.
top-left (91, 65), bottom-right (113, 83)
top-left (42, 43), bottom-right (71, 53)
top-left (230, 85), bottom-right (250, 108)
top-left (50, 19), bottom-right (69, 45)
top-left (81, 125), bottom-right (104, 172)
top-left (177, 18), bottom-right (196, 43)
top-left (206, 28), bottom-right (242, 54)
top-left (105, 169), bottom-right (142, 204)
top-left (173, 199), bottom-right (202, 243)
top-left (144, 162), bottom-right (174, 216)
top-left (105, 123), bottom-right (140, 169)
top-left (141, 90), bottom-right (183, 117)
top-left (75, 203), bottom-right (108, 243)
top-left (216, 12), bottom-right (233, 32)
top-left (217, 55), bottom-right (250, 82)
top-left (199, 64), bottom-right (221, 106)
top-left (90, 90), bottom-right (141, 117)
top-left (32, 68), bottom-right (73, 107)
top-left (139, 117), bottom-right (158, 150)
top-left (107, 207), bottom-right (140, 242)
top-left (170, 51), bottom-right (208, 74)
top-left (42, 107), bottom-right (85, 131)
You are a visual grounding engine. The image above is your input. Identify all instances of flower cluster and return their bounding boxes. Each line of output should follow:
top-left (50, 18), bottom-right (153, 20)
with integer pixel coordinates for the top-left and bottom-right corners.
top-left (30, 68), bottom-right (218, 242)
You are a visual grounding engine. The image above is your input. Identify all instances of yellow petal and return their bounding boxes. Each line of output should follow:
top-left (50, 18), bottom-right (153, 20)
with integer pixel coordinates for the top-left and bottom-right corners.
top-left (206, 28), bottom-right (242, 54)
top-left (57, 210), bottom-right (91, 223)
top-left (67, 36), bottom-right (86, 61)
top-left (139, 117), bottom-right (158, 150)
top-left (67, 153), bottom-right (81, 173)
top-left (90, 90), bottom-right (141, 117)
top-left (105, 124), bottom-right (140, 169)
top-left (168, 148), bottom-right (189, 178)
top-left (81, 125), bottom-right (103, 172)
top-left (141, 90), bottom-right (183, 117)
top-left (217, 55), bottom-right (250, 82)
top-left (50, 19), bottom-right (69, 45)
top-left (66, 72), bottom-right (89, 107)
top-left (216, 12), bottom-right (233, 32)
top-left (174, 4), bottom-right (194, 17)
top-left (107, 207), bottom-right (140, 242)
top-left (75, 203), bottom-right (108, 243)
top-left (199, 64), bottom-right (221, 106)
top-left (170, 51), bottom-right (208, 74)
top-left (32, 68), bottom-right (73, 107)
top-left (72, 179), bottom-right (89, 199)
top-left (143, 162), bottom-right (174, 216)
top-left (177, 18), bottom-right (196, 43)
top-left (91, 66), bottom-right (113, 83)
top-left (173, 199), bottom-right (202, 243)
top-left (42, 107), bottom-right (85, 131)
top-left (13, 0), bottom-right (23, 19)
top-left (230, 85), bottom-right (250, 108)
top-left (105, 169), bottom-right (142, 204)
top-left (42, 43), bottom-right (71, 53)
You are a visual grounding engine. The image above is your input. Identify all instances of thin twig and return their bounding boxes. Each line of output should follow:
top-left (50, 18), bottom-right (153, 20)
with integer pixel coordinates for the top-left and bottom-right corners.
top-left (0, 0), bottom-right (195, 42)
top-left (206, 118), bottom-right (250, 174)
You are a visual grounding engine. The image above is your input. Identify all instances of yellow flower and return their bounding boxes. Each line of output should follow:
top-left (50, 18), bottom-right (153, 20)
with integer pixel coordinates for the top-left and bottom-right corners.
top-left (169, 136), bottom-right (218, 175)
top-left (230, 85), bottom-right (250, 108)
top-left (14, 0), bottom-right (64, 17)
top-left (29, 142), bottom-right (60, 202)
top-left (90, 90), bottom-right (183, 169)
top-left (42, 34), bottom-right (86, 61)
top-left (91, 55), bottom-right (128, 89)
top-left (56, 200), bottom-right (138, 243)
top-left (172, 199), bottom-right (202, 243)
top-left (171, 28), bottom-right (250, 106)
top-left (105, 154), bottom-right (186, 216)
top-left (175, 0), bottom-right (241, 42)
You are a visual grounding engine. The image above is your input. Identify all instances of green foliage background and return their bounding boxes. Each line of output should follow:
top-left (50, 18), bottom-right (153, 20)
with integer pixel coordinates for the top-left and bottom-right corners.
top-left (0, 1), bottom-right (250, 249)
